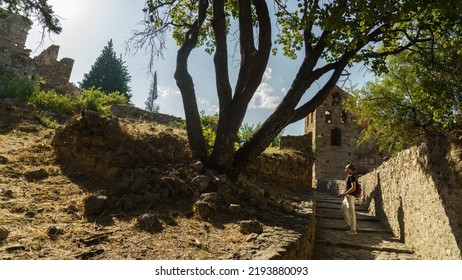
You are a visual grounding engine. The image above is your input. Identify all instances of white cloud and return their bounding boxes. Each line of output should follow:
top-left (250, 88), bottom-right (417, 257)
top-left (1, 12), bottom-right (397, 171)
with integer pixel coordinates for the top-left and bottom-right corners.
top-left (198, 97), bottom-right (219, 115)
top-left (247, 67), bottom-right (283, 109)
top-left (158, 86), bottom-right (180, 98)
top-left (156, 86), bottom-right (184, 117)
top-left (249, 82), bottom-right (280, 109)
top-left (263, 67), bottom-right (272, 81)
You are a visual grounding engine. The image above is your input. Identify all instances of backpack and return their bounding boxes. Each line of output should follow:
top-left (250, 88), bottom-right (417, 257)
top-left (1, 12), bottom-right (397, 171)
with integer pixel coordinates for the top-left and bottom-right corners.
top-left (353, 181), bottom-right (362, 198)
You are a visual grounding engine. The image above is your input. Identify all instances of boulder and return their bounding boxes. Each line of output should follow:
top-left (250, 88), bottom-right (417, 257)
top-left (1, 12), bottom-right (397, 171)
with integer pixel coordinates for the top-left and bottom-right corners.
top-left (0, 227), bottom-right (10, 241)
top-left (239, 220), bottom-right (263, 234)
top-left (84, 195), bottom-right (108, 215)
top-left (23, 168), bottom-right (49, 181)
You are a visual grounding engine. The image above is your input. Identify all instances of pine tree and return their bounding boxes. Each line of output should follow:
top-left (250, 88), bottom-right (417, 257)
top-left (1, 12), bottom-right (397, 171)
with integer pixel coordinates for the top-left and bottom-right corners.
top-left (79, 39), bottom-right (132, 101)
top-left (145, 71), bottom-right (159, 112)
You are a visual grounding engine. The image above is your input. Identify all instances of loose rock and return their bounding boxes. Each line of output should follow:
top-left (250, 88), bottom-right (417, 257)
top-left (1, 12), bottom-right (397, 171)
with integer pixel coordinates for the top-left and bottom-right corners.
top-left (47, 226), bottom-right (64, 238)
top-left (2, 189), bottom-right (13, 198)
top-left (84, 195), bottom-right (108, 215)
top-left (0, 155), bottom-right (8, 164)
top-left (191, 175), bottom-right (210, 193)
top-left (190, 161), bottom-right (204, 172)
top-left (194, 201), bottom-right (212, 219)
top-left (0, 227), bottom-right (9, 241)
top-left (239, 220), bottom-right (263, 234)
top-left (23, 168), bottom-right (49, 181)
top-left (136, 213), bottom-right (161, 231)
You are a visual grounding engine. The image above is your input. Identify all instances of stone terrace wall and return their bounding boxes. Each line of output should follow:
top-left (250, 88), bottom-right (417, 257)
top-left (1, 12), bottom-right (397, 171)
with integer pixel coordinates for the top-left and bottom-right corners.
top-left (359, 136), bottom-right (462, 260)
top-left (110, 104), bottom-right (181, 125)
top-left (245, 149), bottom-right (313, 187)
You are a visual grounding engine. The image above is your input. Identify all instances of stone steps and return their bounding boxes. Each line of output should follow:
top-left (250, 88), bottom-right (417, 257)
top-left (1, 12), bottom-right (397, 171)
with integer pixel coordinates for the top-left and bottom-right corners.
top-left (313, 191), bottom-right (419, 260)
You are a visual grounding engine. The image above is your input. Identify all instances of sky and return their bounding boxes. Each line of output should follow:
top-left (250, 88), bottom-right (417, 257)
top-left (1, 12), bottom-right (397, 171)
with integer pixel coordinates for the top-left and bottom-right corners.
top-left (25, 0), bottom-right (373, 136)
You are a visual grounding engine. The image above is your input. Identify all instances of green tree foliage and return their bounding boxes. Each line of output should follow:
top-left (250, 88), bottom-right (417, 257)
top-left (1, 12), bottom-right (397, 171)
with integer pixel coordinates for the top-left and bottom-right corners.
top-left (0, 0), bottom-right (61, 34)
top-left (79, 39), bottom-right (132, 102)
top-left (346, 23), bottom-right (462, 156)
top-left (145, 71), bottom-right (160, 112)
top-left (238, 123), bottom-right (283, 147)
top-left (199, 112), bottom-right (219, 153)
top-left (129, 0), bottom-right (462, 175)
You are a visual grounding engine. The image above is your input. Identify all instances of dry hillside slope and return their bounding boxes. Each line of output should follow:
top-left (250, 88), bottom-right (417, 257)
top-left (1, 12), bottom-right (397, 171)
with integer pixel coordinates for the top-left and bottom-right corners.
top-left (0, 99), bottom-right (313, 260)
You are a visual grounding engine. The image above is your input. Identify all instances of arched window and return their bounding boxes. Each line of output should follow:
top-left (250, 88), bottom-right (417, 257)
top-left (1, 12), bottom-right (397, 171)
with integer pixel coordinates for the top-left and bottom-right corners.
top-left (325, 110), bottom-right (332, 123)
top-left (331, 127), bottom-right (341, 146)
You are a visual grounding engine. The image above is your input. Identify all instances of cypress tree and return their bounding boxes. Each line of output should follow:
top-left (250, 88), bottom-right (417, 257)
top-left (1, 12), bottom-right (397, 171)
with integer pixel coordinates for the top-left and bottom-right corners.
top-left (79, 39), bottom-right (132, 101)
top-left (145, 71), bottom-right (159, 112)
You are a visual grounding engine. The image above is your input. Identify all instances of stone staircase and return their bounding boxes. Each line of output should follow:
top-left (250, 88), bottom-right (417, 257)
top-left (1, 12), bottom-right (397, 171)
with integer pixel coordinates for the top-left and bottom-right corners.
top-left (313, 192), bottom-right (419, 260)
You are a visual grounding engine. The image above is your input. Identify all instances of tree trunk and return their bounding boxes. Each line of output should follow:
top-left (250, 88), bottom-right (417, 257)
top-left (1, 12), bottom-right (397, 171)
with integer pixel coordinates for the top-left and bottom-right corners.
top-left (174, 0), bottom-right (209, 161)
top-left (207, 0), bottom-right (272, 174)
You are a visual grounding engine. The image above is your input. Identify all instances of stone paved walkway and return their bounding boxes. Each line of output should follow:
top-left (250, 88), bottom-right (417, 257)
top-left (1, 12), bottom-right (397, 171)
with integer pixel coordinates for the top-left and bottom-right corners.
top-left (313, 192), bottom-right (419, 260)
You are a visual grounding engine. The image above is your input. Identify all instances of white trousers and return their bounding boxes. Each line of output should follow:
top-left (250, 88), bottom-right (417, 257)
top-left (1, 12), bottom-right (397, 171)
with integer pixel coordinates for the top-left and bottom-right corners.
top-left (341, 195), bottom-right (356, 231)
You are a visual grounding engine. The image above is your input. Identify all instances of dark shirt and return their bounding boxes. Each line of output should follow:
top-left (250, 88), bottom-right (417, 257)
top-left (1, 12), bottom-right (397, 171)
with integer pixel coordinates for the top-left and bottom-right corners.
top-left (345, 174), bottom-right (357, 195)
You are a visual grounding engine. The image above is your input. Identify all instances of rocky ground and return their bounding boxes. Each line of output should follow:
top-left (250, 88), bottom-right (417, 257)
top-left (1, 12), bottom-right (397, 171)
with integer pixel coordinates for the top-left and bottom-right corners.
top-left (0, 99), bottom-right (312, 260)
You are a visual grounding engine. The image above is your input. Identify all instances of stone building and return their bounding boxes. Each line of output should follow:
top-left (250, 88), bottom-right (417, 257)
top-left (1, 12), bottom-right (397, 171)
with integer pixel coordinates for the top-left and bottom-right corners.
top-left (0, 10), bottom-right (37, 76)
top-left (0, 9), bottom-right (77, 94)
top-left (304, 86), bottom-right (383, 183)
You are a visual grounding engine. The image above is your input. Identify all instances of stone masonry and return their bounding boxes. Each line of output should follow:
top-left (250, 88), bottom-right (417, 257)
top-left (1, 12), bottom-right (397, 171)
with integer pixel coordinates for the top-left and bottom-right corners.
top-left (313, 137), bottom-right (462, 259)
top-left (0, 10), bottom-right (36, 76)
top-left (304, 86), bottom-right (383, 183)
top-left (358, 135), bottom-right (462, 259)
top-left (0, 9), bottom-right (77, 94)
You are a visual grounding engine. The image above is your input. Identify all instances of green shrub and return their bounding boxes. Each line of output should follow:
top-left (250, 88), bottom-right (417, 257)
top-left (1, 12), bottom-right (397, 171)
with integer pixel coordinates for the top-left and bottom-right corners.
top-left (29, 87), bottom-right (127, 115)
top-left (29, 90), bottom-right (76, 114)
top-left (0, 66), bottom-right (37, 100)
top-left (76, 88), bottom-right (127, 114)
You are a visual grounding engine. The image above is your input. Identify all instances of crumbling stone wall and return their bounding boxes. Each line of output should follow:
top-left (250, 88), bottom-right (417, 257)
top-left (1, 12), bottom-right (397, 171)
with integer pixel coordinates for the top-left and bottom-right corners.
top-left (0, 9), bottom-right (77, 94)
top-left (52, 111), bottom-right (191, 181)
top-left (33, 44), bottom-right (75, 93)
top-left (0, 11), bottom-right (31, 56)
top-left (244, 149), bottom-right (313, 188)
top-left (110, 104), bottom-right (182, 125)
top-left (359, 136), bottom-right (462, 260)
top-left (280, 134), bottom-right (312, 154)
top-left (0, 11), bottom-right (37, 77)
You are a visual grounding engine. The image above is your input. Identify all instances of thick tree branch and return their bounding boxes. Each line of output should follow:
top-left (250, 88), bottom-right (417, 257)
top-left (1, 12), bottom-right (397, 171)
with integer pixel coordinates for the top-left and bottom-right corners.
top-left (235, 0), bottom-right (272, 103)
top-left (212, 0), bottom-right (232, 110)
top-left (233, 0), bottom-right (256, 98)
top-left (174, 0), bottom-right (209, 160)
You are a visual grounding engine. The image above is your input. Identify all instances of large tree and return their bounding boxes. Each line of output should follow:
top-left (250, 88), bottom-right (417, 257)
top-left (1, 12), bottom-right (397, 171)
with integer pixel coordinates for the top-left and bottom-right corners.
top-left (0, 0), bottom-right (61, 34)
top-left (129, 0), bottom-right (462, 176)
top-left (80, 39), bottom-right (132, 102)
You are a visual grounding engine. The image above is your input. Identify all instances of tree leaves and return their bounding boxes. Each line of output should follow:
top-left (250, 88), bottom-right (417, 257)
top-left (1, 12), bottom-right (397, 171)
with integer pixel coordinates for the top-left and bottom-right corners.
top-left (79, 39), bottom-right (132, 102)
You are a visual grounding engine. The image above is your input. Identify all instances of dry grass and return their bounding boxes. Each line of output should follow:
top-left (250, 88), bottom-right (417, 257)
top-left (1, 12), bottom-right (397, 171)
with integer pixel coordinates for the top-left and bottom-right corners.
top-left (0, 119), bottom-right (246, 260)
top-left (0, 101), bottom-right (312, 260)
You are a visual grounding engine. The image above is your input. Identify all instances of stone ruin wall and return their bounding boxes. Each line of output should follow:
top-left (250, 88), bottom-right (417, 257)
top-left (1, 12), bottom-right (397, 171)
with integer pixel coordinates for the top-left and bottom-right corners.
top-left (0, 10), bottom-right (77, 94)
top-left (244, 134), bottom-right (314, 188)
top-left (320, 137), bottom-right (462, 260)
top-left (0, 11), bottom-right (37, 76)
top-left (33, 44), bottom-right (76, 94)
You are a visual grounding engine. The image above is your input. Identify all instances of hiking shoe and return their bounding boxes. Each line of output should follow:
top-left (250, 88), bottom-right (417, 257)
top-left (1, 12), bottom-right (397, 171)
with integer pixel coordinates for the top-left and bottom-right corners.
top-left (346, 230), bottom-right (357, 235)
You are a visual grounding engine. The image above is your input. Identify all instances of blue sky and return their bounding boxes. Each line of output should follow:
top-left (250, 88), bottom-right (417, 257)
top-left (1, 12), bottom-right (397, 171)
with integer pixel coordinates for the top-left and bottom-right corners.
top-left (25, 0), bottom-right (373, 135)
